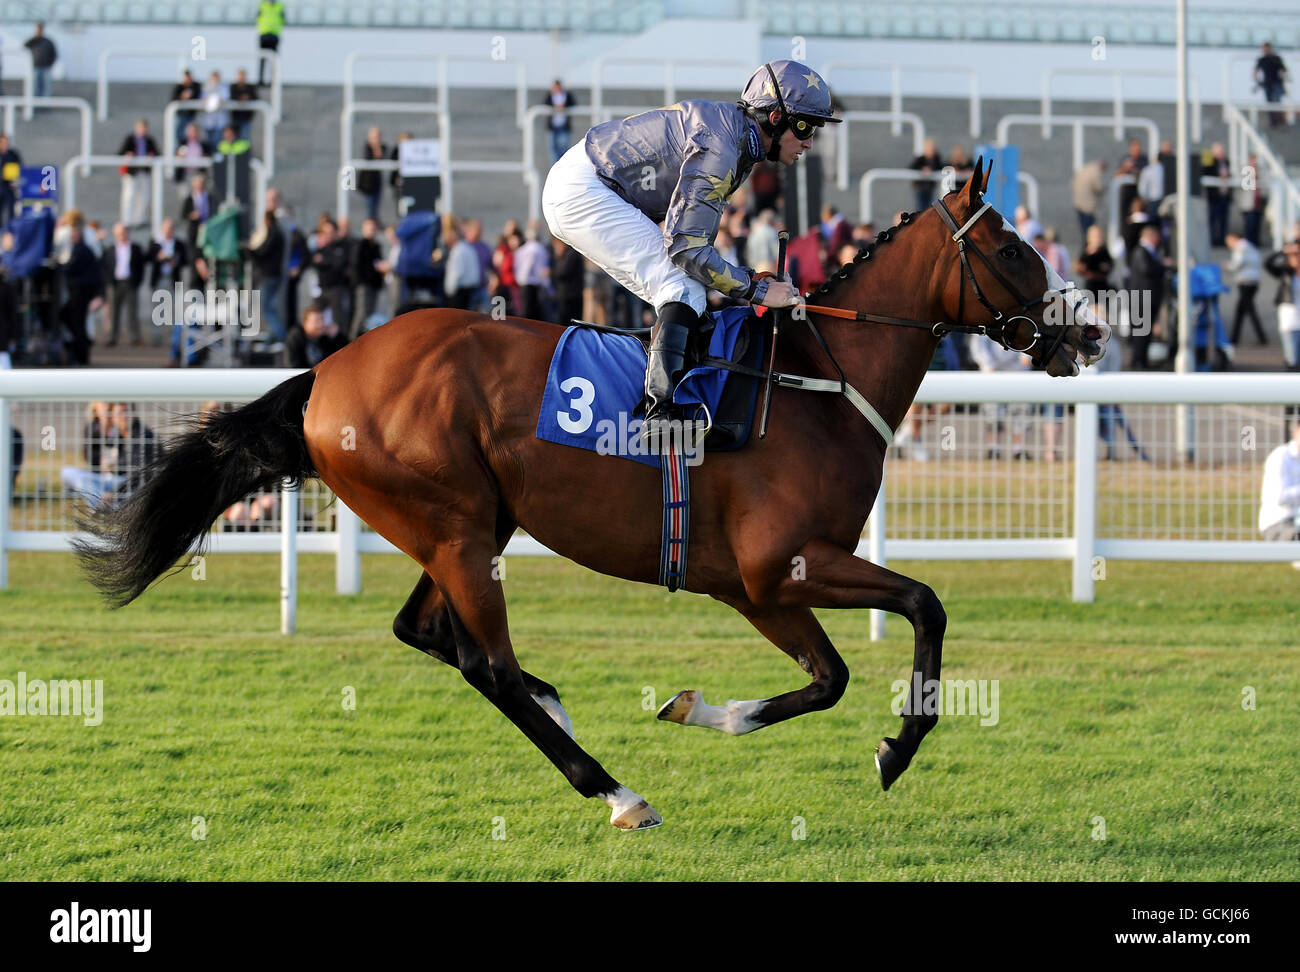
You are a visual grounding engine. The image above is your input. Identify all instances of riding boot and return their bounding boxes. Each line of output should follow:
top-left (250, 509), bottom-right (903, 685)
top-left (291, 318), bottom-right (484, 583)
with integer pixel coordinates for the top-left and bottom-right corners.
top-left (641, 301), bottom-right (704, 453)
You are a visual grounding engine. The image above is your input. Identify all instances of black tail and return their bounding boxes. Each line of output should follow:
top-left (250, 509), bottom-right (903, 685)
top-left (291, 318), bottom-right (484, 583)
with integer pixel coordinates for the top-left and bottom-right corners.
top-left (73, 370), bottom-right (317, 607)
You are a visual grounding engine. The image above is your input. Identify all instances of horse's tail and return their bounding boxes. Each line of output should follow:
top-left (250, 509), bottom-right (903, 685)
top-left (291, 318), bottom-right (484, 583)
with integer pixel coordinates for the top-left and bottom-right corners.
top-left (73, 370), bottom-right (317, 608)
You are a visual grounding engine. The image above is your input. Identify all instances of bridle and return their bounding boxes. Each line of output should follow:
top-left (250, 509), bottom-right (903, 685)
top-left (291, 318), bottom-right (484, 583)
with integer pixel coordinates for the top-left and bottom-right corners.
top-left (802, 195), bottom-right (1076, 366)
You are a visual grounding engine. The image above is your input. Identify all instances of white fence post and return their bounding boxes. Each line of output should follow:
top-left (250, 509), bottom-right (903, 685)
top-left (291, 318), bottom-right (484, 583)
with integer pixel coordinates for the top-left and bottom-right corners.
top-left (280, 479), bottom-right (298, 635)
top-left (868, 470), bottom-right (886, 641)
top-left (336, 502), bottom-right (361, 595)
top-left (1072, 402), bottom-right (1099, 603)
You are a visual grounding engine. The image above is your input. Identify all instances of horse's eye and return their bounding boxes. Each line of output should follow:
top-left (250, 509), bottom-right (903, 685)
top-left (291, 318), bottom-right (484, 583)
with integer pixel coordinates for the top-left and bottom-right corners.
top-left (999, 244), bottom-right (1020, 260)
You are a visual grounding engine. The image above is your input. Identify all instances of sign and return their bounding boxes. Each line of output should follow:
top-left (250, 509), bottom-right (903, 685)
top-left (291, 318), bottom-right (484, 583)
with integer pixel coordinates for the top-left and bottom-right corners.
top-left (399, 139), bottom-right (442, 178)
top-left (975, 143), bottom-right (1019, 216)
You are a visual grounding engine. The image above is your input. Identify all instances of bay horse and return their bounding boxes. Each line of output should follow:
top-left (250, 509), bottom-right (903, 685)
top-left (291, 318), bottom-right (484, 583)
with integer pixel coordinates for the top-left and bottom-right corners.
top-left (76, 160), bottom-right (1108, 830)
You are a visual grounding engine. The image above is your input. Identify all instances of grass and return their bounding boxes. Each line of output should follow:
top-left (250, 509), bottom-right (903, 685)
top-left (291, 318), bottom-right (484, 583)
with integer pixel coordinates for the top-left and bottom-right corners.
top-left (0, 552), bottom-right (1296, 881)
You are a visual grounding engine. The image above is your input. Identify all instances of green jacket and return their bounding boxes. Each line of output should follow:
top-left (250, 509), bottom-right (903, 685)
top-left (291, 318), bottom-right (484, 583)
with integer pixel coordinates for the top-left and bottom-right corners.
top-left (257, 1), bottom-right (285, 36)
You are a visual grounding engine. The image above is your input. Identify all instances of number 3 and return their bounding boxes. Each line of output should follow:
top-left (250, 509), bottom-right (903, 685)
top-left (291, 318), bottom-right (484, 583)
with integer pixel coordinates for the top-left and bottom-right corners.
top-left (557, 376), bottom-right (595, 434)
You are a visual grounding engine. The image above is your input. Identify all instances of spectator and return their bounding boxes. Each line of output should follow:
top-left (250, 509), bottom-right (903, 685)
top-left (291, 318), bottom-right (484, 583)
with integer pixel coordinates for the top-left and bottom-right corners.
top-left (1137, 157), bottom-right (1165, 210)
top-left (1041, 228), bottom-right (1070, 280)
top-left (851, 221), bottom-right (874, 244)
top-left (61, 402), bottom-right (159, 508)
top-left (910, 136), bottom-right (944, 213)
top-left (256, 1), bottom-right (286, 87)
top-left (228, 68), bottom-right (259, 142)
top-left (1254, 42), bottom-right (1289, 129)
top-left (546, 79), bottom-right (577, 165)
top-left (1075, 225), bottom-right (1114, 298)
top-left (118, 119), bottom-right (159, 229)
top-left (381, 222), bottom-right (402, 318)
top-left (946, 145), bottom-right (973, 189)
top-left (1071, 159), bottom-right (1106, 239)
top-left (146, 216), bottom-right (187, 310)
top-left (171, 69), bottom-right (202, 146)
top-left (285, 300), bottom-right (347, 368)
top-left (1239, 154), bottom-right (1269, 248)
top-left (216, 123), bottom-right (250, 160)
top-left (174, 123), bottom-right (209, 193)
top-left (1122, 197), bottom-right (1153, 255)
top-left (1015, 205), bottom-right (1043, 244)
top-left (1264, 241), bottom-right (1300, 368)
top-left (1126, 225), bottom-right (1169, 370)
top-left (463, 217), bottom-right (492, 313)
top-left (725, 201), bottom-right (750, 265)
top-left (246, 207), bottom-right (286, 343)
top-left (359, 127), bottom-right (386, 222)
top-left (201, 72), bottom-right (230, 147)
top-left (311, 219), bottom-right (352, 331)
top-left (785, 224), bottom-right (828, 294)
top-left (283, 204), bottom-right (307, 328)
top-left (23, 22), bottom-right (56, 100)
top-left (971, 334), bottom-right (1032, 459)
top-left (513, 221), bottom-right (550, 320)
top-left (1202, 142), bottom-right (1232, 248)
top-left (102, 222), bottom-right (146, 347)
top-left (0, 133), bottom-right (20, 230)
top-left (819, 204), bottom-right (852, 254)
top-left (1224, 231), bottom-right (1265, 347)
top-left (1116, 139), bottom-right (1148, 219)
top-left (57, 226), bottom-right (103, 365)
top-left (180, 174), bottom-right (212, 252)
top-left (389, 131), bottom-right (412, 212)
top-left (440, 214), bottom-right (482, 311)
top-left (551, 237), bottom-right (584, 325)
top-left (492, 221), bottom-right (520, 315)
top-left (352, 216), bottom-right (386, 334)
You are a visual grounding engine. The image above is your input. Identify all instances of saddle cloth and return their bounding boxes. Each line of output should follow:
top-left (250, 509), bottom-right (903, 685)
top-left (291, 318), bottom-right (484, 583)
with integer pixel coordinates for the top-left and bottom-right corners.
top-left (535, 306), bottom-right (766, 467)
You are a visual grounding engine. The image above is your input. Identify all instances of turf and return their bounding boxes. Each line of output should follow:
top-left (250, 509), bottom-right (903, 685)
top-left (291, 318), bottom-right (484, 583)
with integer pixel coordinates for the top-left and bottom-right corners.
top-left (0, 552), bottom-right (1296, 881)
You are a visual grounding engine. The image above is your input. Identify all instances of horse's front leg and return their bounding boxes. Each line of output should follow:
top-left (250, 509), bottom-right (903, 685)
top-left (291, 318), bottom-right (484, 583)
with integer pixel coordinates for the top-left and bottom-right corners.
top-left (657, 600), bottom-right (848, 734)
top-left (789, 538), bottom-right (947, 791)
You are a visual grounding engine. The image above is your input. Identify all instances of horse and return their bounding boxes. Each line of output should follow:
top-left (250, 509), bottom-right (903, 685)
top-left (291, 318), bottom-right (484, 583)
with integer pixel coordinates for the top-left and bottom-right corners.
top-left (75, 159), bottom-right (1108, 831)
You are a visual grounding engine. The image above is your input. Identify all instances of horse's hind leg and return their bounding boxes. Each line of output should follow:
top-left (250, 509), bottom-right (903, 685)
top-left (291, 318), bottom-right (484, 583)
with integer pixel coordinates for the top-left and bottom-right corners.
top-left (393, 571), bottom-right (574, 738)
top-left (657, 601), bottom-right (848, 734)
top-left (427, 540), bottom-right (660, 829)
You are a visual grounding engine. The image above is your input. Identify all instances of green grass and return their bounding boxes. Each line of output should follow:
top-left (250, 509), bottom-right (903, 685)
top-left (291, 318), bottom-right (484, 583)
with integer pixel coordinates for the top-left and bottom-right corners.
top-left (0, 552), bottom-right (1296, 881)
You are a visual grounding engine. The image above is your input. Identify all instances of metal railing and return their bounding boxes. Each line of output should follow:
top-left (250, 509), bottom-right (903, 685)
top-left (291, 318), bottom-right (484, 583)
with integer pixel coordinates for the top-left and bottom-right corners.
top-left (821, 62), bottom-right (981, 139)
top-left (97, 49), bottom-right (281, 123)
top-left (858, 168), bottom-right (1039, 228)
top-left (1224, 102), bottom-right (1300, 253)
top-left (5, 370), bottom-right (1298, 636)
top-left (0, 95), bottom-right (92, 161)
top-left (1041, 68), bottom-right (1201, 143)
top-left (590, 55), bottom-right (753, 126)
top-left (342, 51), bottom-right (527, 129)
top-left (996, 112), bottom-right (1160, 174)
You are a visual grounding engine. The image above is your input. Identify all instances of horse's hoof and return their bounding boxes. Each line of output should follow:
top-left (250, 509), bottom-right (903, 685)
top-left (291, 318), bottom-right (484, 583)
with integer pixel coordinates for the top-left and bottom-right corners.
top-left (657, 689), bottom-right (699, 725)
top-left (875, 737), bottom-right (911, 791)
top-left (611, 800), bottom-right (663, 831)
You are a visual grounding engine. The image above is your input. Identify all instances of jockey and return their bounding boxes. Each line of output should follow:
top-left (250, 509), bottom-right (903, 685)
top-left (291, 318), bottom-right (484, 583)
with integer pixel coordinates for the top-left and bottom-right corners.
top-left (542, 59), bottom-right (840, 447)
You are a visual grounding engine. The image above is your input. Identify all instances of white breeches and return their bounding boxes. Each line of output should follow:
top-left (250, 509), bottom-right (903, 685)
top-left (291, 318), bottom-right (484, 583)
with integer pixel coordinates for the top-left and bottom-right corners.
top-left (542, 142), bottom-right (707, 316)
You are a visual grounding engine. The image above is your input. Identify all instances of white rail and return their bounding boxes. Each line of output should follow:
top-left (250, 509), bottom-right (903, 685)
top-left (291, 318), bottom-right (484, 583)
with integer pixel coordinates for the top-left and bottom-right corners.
top-left (0, 46), bottom-right (33, 120)
top-left (835, 110), bottom-right (926, 192)
top-left (1042, 68), bottom-right (1200, 143)
top-left (590, 55), bottom-right (753, 126)
top-left (342, 52), bottom-right (527, 129)
top-left (821, 62), bottom-right (981, 138)
top-left (996, 113), bottom-right (1159, 174)
top-left (3, 371), bottom-right (1299, 631)
top-left (0, 96), bottom-right (92, 161)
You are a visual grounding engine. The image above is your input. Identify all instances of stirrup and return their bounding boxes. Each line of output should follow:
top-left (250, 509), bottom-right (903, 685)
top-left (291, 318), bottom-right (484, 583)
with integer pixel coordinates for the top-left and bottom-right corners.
top-left (641, 404), bottom-right (711, 456)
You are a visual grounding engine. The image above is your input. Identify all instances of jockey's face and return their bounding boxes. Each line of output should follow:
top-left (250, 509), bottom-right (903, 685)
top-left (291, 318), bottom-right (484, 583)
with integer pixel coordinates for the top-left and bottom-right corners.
top-left (761, 111), bottom-right (815, 165)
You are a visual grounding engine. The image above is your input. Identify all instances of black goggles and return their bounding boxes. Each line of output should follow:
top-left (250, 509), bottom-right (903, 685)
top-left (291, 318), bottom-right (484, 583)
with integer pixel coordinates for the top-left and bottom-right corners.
top-left (788, 115), bottom-right (825, 138)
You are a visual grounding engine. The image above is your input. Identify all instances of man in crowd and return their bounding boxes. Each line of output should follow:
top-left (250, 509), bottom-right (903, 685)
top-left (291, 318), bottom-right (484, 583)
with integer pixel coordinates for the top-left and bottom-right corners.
top-left (1071, 158), bottom-right (1106, 239)
top-left (285, 300), bottom-right (347, 368)
top-left (118, 119), bottom-right (159, 229)
top-left (546, 79), bottom-right (577, 165)
top-left (1254, 42), bottom-right (1289, 129)
top-left (24, 22), bottom-right (57, 99)
top-left (102, 222), bottom-right (146, 347)
top-left (0, 134), bottom-right (20, 230)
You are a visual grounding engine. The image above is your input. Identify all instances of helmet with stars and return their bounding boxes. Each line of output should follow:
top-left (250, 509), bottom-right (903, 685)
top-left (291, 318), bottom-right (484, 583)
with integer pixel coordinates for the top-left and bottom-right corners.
top-left (738, 60), bottom-right (841, 145)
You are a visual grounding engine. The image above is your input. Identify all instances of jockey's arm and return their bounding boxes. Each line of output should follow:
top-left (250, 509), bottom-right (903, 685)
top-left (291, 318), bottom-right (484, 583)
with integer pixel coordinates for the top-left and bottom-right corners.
top-left (663, 135), bottom-right (770, 306)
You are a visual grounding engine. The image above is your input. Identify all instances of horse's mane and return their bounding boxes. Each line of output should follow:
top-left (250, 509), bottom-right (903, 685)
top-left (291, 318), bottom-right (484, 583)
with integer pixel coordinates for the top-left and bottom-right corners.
top-left (808, 210), bottom-right (917, 301)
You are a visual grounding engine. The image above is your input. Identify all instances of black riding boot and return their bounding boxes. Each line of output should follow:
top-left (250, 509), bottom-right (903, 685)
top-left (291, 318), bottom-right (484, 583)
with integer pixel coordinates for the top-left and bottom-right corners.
top-left (641, 301), bottom-right (703, 451)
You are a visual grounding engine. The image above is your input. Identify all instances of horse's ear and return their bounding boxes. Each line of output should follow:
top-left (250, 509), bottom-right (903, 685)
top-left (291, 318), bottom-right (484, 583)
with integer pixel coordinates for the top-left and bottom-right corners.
top-left (967, 156), bottom-right (984, 205)
top-left (982, 157), bottom-right (993, 195)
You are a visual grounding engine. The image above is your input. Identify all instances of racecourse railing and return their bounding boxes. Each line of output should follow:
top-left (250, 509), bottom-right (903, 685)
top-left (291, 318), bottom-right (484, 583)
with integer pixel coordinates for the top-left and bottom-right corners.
top-left (1, 369), bottom-right (1298, 633)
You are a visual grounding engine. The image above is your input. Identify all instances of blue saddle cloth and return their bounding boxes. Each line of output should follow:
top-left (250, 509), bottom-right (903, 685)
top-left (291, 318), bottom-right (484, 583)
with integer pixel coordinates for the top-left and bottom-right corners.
top-left (536, 306), bottom-right (753, 467)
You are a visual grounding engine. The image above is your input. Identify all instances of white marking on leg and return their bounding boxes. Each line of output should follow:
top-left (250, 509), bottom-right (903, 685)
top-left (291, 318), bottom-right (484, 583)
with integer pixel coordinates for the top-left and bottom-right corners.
top-left (679, 695), bottom-right (765, 735)
top-left (531, 692), bottom-right (574, 739)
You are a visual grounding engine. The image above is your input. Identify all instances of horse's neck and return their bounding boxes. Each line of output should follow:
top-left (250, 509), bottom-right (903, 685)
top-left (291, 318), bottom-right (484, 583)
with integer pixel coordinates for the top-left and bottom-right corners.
top-left (789, 241), bottom-right (943, 437)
